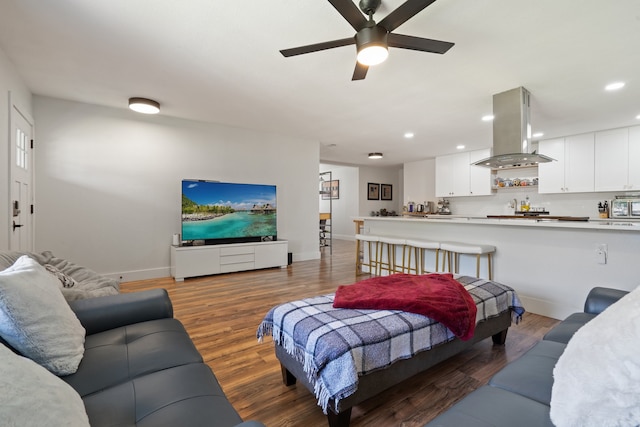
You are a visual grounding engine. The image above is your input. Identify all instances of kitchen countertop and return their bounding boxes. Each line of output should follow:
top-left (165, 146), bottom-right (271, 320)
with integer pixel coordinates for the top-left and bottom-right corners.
top-left (360, 215), bottom-right (640, 231)
top-left (357, 214), bottom-right (640, 321)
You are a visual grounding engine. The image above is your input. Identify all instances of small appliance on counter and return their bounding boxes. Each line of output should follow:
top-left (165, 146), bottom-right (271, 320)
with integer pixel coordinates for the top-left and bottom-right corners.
top-left (610, 196), bottom-right (640, 218)
top-left (436, 199), bottom-right (451, 215)
top-left (597, 200), bottom-right (609, 218)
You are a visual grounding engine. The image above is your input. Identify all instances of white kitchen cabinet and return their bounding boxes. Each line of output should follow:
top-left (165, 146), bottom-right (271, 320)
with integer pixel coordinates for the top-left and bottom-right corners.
top-left (537, 138), bottom-right (564, 193)
top-left (628, 126), bottom-right (640, 190)
top-left (468, 149), bottom-right (492, 196)
top-left (436, 153), bottom-right (468, 197)
top-left (538, 134), bottom-right (594, 193)
top-left (594, 128), bottom-right (629, 191)
top-left (435, 149), bottom-right (490, 197)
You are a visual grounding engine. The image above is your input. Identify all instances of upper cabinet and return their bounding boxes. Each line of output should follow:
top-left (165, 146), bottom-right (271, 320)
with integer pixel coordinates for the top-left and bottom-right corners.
top-left (468, 149), bottom-right (492, 196)
top-left (538, 133), bottom-right (594, 194)
top-left (630, 126), bottom-right (640, 189)
top-left (435, 149), bottom-right (491, 197)
top-left (594, 126), bottom-right (640, 191)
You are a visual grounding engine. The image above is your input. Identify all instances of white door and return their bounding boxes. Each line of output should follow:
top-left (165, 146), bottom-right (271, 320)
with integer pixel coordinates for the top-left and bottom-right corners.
top-left (9, 106), bottom-right (34, 251)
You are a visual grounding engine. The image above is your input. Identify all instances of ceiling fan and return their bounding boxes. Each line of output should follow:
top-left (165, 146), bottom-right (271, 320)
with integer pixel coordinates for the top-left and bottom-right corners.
top-left (280, 0), bottom-right (455, 81)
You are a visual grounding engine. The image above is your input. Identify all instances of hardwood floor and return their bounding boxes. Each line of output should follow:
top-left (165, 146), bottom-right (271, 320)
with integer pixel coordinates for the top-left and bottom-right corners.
top-left (121, 240), bottom-right (559, 427)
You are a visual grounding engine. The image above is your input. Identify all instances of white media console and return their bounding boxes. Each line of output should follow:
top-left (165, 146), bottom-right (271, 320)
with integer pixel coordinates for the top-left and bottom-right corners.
top-left (170, 240), bottom-right (288, 281)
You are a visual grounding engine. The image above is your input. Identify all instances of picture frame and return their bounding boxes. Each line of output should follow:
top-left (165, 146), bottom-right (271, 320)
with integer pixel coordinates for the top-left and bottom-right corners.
top-left (367, 183), bottom-right (380, 200)
top-left (321, 180), bottom-right (339, 200)
top-left (381, 184), bottom-right (392, 201)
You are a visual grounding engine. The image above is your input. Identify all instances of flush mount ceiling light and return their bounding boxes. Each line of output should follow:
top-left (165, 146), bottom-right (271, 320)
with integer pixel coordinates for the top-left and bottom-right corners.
top-left (128, 97), bottom-right (160, 114)
top-left (404, 132), bottom-right (415, 139)
top-left (368, 152), bottom-right (383, 159)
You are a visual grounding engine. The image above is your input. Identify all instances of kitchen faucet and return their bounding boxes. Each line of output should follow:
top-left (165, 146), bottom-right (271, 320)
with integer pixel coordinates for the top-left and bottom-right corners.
top-left (510, 198), bottom-right (518, 210)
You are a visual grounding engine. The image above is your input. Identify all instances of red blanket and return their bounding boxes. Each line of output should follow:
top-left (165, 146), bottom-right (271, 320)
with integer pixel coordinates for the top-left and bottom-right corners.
top-left (333, 273), bottom-right (478, 340)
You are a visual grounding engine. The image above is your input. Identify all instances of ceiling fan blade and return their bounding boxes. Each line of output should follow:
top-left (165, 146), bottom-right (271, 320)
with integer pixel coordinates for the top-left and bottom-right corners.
top-left (280, 37), bottom-right (355, 57)
top-left (378, 0), bottom-right (437, 32)
top-left (388, 33), bottom-right (454, 54)
top-left (352, 62), bottom-right (368, 80)
top-left (328, 0), bottom-right (368, 31)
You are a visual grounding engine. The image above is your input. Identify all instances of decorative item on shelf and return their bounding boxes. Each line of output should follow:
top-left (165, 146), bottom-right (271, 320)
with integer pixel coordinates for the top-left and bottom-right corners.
top-left (493, 176), bottom-right (539, 189)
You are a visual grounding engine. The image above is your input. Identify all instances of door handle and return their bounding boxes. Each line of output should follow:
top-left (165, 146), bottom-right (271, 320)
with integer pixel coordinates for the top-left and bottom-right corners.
top-left (12, 221), bottom-right (23, 231)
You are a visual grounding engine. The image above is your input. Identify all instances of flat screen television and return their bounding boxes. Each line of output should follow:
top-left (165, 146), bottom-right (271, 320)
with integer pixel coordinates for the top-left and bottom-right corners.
top-left (181, 179), bottom-right (277, 245)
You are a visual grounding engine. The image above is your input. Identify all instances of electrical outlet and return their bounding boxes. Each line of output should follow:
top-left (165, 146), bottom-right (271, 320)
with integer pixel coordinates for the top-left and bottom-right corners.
top-left (596, 244), bottom-right (608, 264)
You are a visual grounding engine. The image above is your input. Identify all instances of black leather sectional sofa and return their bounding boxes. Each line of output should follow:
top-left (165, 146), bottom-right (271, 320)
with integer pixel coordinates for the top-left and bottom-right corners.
top-left (65, 289), bottom-right (265, 427)
top-left (424, 286), bottom-right (629, 427)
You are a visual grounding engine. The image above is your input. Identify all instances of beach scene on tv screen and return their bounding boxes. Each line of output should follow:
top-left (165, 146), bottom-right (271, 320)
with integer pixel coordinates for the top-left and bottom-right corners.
top-left (182, 180), bottom-right (277, 241)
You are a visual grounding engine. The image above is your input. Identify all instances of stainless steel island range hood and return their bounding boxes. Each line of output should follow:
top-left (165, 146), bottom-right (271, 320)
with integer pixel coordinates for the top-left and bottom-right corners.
top-left (473, 87), bottom-right (555, 168)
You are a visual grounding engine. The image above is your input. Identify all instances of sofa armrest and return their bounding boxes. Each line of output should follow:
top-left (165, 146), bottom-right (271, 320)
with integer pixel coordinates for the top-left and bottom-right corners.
top-left (583, 286), bottom-right (629, 315)
top-left (68, 289), bottom-right (173, 335)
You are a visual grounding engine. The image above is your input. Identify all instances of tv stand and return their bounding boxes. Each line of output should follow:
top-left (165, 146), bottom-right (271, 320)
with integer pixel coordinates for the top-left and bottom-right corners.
top-left (170, 240), bottom-right (288, 281)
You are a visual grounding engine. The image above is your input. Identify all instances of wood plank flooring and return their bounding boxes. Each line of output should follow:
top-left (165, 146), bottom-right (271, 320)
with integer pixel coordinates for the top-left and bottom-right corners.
top-left (121, 240), bottom-right (559, 427)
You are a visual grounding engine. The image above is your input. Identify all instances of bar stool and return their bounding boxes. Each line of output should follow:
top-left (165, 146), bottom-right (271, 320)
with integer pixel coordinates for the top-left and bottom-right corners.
top-left (405, 239), bottom-right (441, 275)
top-left (377, 236), bottom-right (407, 276)
top-left (355, 234), bottom-right (380, 275)
top-left (440, 242), bottom-right (496, 280)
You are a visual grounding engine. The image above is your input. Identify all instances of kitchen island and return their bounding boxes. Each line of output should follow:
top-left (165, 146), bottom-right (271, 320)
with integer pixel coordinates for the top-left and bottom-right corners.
top-left (357, 215), bottom-right (640, 319)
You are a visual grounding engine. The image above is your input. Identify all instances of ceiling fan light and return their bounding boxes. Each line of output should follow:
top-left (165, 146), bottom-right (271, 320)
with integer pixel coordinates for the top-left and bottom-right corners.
top-left (357, 46), bottom-right (388, 66)
top-left (356, 26), bottom-right (389, 66)
top-left (128, 97), bottom-right (160, 114)
top-left (368, 152), bottom-right (383, 159)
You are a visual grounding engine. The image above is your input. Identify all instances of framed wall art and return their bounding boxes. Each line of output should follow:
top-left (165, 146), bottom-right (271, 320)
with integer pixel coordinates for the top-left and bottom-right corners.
top-left (381, 184), bottom-right (392, 201)
top-left (321, 180), bottom-right (339, 200)
top-left (367, 183), bottom-right (380, 200)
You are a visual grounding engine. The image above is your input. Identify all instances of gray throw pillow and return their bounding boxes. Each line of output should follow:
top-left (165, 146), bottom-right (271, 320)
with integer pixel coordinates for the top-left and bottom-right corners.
top-left (0, 255), bottom-right (85, 375)
top-left (0, 344), bottom-right (89, 426)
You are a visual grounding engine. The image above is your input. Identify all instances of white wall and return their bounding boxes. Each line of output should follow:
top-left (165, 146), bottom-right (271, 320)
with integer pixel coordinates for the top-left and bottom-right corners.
top-left (33, 96), bottom-right (320, 281)
top-left (319, 164), bottom-right (359, 240)
top-left (0, 46), bottom-right (32, 250)
top-left (358, 165), bottom-right (403, 216)
top-left (404, 158), bottom-right (436, 208)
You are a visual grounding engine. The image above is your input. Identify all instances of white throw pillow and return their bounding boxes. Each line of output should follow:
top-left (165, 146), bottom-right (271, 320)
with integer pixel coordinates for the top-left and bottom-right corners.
top-left (550, 285), bottom-right (640, 427)
top-left (0, 255), bottom-right (85, 375)
top-left (0, 344), bottom-right (89, 426)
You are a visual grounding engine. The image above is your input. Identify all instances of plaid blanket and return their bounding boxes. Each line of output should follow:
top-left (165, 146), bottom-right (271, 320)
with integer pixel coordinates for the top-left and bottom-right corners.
top-left (257, 275), bottom-right (525, 414)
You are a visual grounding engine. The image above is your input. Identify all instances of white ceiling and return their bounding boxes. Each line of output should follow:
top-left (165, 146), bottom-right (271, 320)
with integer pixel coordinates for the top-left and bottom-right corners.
top-left (1, 0), bottom-right (639, 166)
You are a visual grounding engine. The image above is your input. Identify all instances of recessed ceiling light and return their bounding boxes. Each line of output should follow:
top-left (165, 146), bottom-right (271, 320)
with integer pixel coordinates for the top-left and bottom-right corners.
top-left (128, 97), bottom-right (160, 114)
top-left (456, 145), bottom-right (465, 150)
top-left (404, 132), bottom-right (414, 139)
top-left (532, 132), bottom-right (544, 138)
top-left (636, 114), bottom-right (640, 120)
top-left (605, 82), bottom-right (625, 91)
top-left (482, 115), bottom-right (494, 122)
top-left (368, 152), bottom-right (383, 159)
